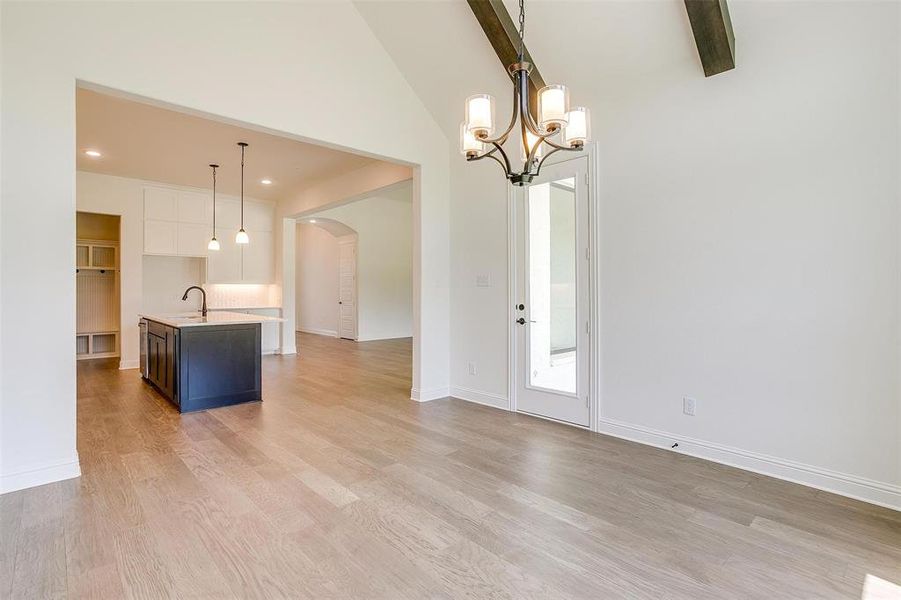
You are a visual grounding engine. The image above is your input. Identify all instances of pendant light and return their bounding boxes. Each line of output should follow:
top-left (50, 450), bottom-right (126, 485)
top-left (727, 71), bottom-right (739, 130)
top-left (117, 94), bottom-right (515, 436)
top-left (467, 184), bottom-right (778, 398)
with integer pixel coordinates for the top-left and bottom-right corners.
top-left (235, 142), bottom-right (250, 245)
top-left (207, 163), bottom-right (220, 251)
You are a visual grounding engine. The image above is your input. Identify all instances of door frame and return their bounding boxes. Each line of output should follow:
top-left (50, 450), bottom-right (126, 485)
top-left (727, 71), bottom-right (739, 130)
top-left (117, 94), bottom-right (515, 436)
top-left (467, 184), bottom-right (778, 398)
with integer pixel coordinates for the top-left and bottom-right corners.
top-left (336, 235), bottom-right (358, 341)
top-left (507, 143), bottom-right (601, 432)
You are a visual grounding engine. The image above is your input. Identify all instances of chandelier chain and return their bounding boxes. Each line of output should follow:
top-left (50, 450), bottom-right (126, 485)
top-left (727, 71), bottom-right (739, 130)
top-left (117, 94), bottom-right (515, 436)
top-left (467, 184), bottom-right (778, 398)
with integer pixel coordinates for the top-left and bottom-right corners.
top-left (517, 0), bottom-right (525, 61)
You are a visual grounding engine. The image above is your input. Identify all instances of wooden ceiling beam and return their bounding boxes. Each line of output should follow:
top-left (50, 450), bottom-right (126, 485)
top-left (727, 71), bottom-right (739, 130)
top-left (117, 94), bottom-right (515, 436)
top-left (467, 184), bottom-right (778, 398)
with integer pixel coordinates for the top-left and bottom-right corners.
top-left (684, 0), bottom-right (736, 77)
top-left (466, 0), bottom-right (544, 115)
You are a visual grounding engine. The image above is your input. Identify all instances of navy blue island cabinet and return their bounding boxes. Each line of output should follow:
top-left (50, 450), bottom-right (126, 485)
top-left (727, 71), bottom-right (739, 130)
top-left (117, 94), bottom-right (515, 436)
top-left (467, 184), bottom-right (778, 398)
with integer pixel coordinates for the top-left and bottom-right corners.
top-left (140, 316), bottom-right (263, 413)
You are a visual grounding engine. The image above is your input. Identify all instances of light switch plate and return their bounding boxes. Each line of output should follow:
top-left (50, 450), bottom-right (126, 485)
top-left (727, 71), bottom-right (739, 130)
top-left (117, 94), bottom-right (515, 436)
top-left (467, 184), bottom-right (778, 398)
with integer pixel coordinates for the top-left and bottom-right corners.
top-left (683, 396), bottom-right (697, 416)
top-left (476, 274), bottom-right (491, 287)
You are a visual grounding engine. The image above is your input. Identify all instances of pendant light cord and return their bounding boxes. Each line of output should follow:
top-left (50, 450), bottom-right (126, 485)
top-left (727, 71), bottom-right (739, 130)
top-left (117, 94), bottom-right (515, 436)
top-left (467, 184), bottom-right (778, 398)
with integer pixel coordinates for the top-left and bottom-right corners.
top-left (212, 166), bottom-right (217, 236)
top-left (517, 0), bottom-right (525, 62)
top-left (240, 144), bottom-right (245, 229)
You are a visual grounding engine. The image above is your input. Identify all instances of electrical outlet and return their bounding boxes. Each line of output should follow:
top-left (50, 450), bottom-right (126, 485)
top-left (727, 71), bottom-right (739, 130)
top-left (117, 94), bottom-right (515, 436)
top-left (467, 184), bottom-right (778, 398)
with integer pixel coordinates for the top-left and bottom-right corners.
top-left (468, 361), bottom-right (477, 376)
top-left (683, 396), bottom-right (697, 416)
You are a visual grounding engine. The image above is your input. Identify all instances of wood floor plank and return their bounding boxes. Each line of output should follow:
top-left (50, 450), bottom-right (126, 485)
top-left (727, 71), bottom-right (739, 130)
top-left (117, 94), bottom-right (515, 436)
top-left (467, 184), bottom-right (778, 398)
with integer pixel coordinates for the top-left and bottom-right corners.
top-left (1, 332), bottom-right (897, 599)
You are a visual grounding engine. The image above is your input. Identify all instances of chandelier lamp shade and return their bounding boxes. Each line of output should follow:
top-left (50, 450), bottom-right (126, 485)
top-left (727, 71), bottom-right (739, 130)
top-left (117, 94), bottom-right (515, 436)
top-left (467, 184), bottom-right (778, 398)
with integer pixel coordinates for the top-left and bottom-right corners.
top-left (461, 0), bottom-right (590, 186)
top-left (207, 163), bottom-right (220, 251)
top-left (235, 142), bottom-right (250, 245)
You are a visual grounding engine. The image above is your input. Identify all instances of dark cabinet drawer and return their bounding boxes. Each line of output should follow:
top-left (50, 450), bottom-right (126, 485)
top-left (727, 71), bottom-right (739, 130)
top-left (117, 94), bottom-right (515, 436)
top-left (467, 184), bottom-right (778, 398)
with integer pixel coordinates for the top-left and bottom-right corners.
top-left (147, 320), bottom-right (169, 338)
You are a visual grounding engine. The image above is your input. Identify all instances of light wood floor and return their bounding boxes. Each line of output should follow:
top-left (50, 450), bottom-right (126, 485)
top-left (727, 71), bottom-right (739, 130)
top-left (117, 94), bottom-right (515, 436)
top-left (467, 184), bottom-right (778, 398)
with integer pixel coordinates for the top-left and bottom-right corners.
top-left (2, 333), bottom-right (899, 599)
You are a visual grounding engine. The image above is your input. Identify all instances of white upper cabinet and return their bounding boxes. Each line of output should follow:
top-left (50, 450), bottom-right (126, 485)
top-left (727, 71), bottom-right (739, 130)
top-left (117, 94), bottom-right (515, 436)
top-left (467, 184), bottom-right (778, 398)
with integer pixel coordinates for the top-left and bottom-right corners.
top-left (144, 187), bottom-right (178, 221)
top-left (142, 184), bottom-right (276, 283)
top-left (177, 222), bottom-right (210, 257)
top-left (207, 233), bottom-right (242, 283)
top-left (177, 191), bottom-right (212, 225)
top-left (216, 198), bottom-right (241, 230)
top-left (144, 220), bottom-right (177, 255)
top-left (241, 230), bottom-right (274, 283)
top-left (244, 201), bottom-right (274, 232)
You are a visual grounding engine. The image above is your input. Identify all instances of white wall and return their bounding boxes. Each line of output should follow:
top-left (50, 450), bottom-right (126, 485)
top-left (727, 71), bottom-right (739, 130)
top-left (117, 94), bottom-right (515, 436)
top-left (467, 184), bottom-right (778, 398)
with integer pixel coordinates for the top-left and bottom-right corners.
top-left (309, 186), bottom-right (415, 341)
top-left (295, 223), bottom-right (340, 337)
top-left (359, 0), bottom-right (901, 507)
top-left (586, 1), bottom-right (900, 505)
top-left (1, 1), bottom-right (449, 493)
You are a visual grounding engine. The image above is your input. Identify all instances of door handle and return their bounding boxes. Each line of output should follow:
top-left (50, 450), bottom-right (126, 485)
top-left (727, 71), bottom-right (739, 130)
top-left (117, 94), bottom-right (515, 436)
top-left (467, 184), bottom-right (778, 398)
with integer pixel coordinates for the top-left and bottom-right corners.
top-left (516, 318), bottom-right (528, 325)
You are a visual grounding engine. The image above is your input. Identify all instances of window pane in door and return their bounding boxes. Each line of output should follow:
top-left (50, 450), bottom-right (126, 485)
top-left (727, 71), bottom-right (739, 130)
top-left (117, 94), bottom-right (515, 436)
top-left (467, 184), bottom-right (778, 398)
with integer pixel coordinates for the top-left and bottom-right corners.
top-left (527, 177), bottom-right (577, 394)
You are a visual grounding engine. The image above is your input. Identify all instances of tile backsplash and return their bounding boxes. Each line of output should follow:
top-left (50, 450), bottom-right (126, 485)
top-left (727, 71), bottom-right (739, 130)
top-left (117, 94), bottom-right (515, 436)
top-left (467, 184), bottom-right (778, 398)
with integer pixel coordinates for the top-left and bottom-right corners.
top-left (205, 283), bottom-right (281, 309)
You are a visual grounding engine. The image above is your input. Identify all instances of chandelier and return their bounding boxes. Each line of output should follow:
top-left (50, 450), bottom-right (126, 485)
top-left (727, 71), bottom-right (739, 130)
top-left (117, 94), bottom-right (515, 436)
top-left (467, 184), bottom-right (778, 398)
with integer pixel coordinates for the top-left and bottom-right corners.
top-left (461, 0), bottom-right (590, 186)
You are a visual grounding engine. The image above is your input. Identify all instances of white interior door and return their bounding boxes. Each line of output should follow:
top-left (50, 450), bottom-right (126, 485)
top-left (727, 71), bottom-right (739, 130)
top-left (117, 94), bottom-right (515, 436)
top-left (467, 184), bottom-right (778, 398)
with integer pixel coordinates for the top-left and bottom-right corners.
top-left (338, 237), bottom-right (357, 340)
top-left (515, 156), bottom-right (590, 426)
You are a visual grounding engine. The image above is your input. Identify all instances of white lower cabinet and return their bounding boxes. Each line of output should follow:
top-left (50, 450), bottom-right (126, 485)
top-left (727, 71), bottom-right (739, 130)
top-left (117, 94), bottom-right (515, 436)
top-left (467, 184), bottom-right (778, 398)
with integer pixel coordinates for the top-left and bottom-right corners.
top-left (249, 308), bottom-right (281, 354)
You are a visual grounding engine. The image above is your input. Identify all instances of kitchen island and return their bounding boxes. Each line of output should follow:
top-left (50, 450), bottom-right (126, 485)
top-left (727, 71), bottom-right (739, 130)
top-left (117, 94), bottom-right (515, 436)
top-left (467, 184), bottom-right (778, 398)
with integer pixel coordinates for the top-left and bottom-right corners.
top-left (139, 311), bottom-right (283, 413)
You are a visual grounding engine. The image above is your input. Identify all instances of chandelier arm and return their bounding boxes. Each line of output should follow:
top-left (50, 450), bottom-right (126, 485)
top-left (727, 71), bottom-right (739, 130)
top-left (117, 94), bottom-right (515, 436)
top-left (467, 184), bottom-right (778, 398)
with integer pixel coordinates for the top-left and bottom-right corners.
top-left (527, 131), bottom-right (545, 166)
top-left (491, 140), bottom-right (513, 175)
top-left (533, 146), bottom-right (565, 175)
top-left (527, 129), bottom-right (582, 166)
top-left (467, 141), bottom-right (501, 162)
top-left (484, 152), bottom-right (512, 177)
top-left (476, 83), bottom-right (521, 145)
top-left (540, 135), bottom-right (574, 151)
top-left (467, 141), bottom-right (513, 177)
top-left (522, 124), bottom-right (542, 176)
top-left (516, 68), bottom-right (546, 138)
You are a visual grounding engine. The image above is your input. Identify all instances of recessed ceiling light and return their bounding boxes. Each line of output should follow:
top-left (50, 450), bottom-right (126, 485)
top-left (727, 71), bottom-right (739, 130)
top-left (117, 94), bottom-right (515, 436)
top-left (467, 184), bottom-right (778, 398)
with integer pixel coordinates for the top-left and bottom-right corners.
top-left (309, 219), bottom-right (317, 224)
top-left (260, 179), bottom-right (272, 185)
top-left (84, 150), bottom-right (102, 158)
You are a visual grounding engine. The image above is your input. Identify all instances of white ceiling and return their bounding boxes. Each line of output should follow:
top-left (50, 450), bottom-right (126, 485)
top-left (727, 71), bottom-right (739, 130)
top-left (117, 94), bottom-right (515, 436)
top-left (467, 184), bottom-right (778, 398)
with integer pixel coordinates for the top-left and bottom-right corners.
top-left (76, 88), bottom-right (380, 202)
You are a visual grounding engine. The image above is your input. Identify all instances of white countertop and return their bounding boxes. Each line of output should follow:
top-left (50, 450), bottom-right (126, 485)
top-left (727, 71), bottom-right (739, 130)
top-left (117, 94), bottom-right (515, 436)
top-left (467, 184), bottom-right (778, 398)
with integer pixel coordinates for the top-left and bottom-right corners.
top-left (140, 311), bottom-right (284, 328)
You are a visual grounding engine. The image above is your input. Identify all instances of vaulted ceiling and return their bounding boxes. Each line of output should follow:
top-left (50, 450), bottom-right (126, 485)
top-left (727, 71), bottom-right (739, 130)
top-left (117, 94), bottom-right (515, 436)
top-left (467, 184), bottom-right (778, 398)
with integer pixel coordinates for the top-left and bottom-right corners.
top-left (354, 0), bottom-right (704, 144)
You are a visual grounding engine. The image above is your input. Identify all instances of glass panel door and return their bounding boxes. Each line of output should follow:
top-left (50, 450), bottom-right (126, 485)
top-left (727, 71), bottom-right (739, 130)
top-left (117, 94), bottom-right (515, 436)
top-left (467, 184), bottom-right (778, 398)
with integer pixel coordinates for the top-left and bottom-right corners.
top-left (515, 156), bottom-right (590, 426)
top-left (527, 176), bottom-right (577, 394)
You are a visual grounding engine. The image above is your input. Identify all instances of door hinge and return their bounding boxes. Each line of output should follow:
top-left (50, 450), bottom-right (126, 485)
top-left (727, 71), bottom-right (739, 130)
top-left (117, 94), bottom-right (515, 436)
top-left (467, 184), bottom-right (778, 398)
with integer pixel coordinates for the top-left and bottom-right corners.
top-left (585, 172), bottom-right (590, 186)
top-left (585, 247), bottom-right (589, 260)
top-left (585, 395), bottom-right (589, 408)
top-left (585, 321), bottom-right (590, 334)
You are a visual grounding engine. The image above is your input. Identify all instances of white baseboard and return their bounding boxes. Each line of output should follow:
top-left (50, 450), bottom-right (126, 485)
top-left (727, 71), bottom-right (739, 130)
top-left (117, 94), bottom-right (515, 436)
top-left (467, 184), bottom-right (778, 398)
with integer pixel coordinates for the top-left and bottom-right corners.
top-left (597, 417), bottom-right (900, 512)
top-left (450, 386), bottom-right (509, 410)
top-left (357, 333), bottom-right (414, 342)
top-left (410, 386), bottom-right (449, 402)
top-left (278, 346), bottom-right (297, 355)
top-left (298, 328), bottom-right (337, 338)
top-left (119, 359), bottom-right (139, 370)
top-left (1, 456), bottom-right (81, 495)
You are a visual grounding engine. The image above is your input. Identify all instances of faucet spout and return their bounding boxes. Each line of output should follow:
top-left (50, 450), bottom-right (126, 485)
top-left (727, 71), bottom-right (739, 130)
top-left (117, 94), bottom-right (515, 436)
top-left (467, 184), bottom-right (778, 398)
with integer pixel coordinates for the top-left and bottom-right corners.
top-left (182, 286), bottom-right (207, 317)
